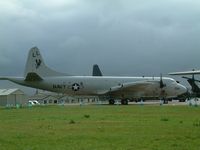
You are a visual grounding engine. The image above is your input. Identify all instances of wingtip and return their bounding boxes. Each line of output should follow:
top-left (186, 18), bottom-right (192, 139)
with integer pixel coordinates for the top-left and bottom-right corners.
top-left (168, 70), bottom-right (200, 75)
top-left (168, 72), bottom-right (176, 75)
top-left (31, 46), bottom-right (39, 50)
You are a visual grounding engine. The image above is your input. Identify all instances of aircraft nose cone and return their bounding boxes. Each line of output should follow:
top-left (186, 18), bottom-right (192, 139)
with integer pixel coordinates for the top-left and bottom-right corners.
top-left (178, 84), bottom-right (187, 95)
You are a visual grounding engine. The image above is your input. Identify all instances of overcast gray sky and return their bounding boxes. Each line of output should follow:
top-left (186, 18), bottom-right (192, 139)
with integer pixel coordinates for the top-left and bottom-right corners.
top-left (0, 0), bottom-right (200, 94)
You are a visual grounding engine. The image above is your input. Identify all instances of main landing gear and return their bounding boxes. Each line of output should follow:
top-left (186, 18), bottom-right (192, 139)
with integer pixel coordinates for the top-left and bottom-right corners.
top-left (109, 99), bottom-right (129, 105)
top-left (163, 99), bottom-right (168, 104)
top-left (109, 99), bottom-right (115, 105)
top-left (160, 98), bottom-right (168, 104)
top-left (121, 99), bottom-right (128, 105)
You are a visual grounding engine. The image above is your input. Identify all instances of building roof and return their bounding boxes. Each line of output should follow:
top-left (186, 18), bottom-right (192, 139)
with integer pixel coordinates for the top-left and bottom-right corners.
top-left (0, 89), bottom-right (24, 96)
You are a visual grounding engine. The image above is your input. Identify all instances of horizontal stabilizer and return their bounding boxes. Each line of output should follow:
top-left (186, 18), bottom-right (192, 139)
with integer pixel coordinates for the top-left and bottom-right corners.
top-left (25, 72), bottom-right (43, 81)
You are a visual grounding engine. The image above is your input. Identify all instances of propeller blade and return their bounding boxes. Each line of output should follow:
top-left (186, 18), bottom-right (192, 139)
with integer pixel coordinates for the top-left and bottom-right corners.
top-left (191, 69), bottom-right (195, 81)
top-left (160, 73), bottom-right (165, 88)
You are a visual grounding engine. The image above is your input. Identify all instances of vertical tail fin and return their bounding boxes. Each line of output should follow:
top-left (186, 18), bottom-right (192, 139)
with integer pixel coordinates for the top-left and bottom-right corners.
top-left (24, 47), bottom-right (68, 79)
top-left (92, 64), bottom-right (103, 76)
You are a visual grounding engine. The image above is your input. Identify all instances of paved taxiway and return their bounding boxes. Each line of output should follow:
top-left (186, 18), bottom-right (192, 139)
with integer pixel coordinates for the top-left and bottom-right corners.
top-left (63, 99), bottom-right (200, 106)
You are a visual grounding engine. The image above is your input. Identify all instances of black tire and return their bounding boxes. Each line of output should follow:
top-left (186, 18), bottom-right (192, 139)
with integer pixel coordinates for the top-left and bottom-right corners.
top-left (121, 99), bottom-right (128, 105)
top-left (163, 99), bottom-right (168, 104)
top-left (109, 99), bottom-right (115, 105)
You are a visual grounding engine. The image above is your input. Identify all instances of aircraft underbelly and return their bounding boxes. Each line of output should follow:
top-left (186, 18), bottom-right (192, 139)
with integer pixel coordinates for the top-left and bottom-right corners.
top-left (110, 85), bottom-right (158, 98)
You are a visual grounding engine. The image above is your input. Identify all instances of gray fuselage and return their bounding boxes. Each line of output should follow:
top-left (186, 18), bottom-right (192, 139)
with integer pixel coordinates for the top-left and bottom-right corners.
top-left (8, 76), bottom-right (187, 99)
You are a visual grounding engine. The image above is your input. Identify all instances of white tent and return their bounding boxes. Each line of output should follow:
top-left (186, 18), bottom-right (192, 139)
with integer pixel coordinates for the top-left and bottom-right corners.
top-left (0, 89), bottom-right (27, 106)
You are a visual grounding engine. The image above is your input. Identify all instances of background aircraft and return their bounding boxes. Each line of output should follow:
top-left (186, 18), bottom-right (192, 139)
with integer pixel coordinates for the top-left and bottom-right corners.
top-left (0, 47), bottom-right (187, 105)
top-left (169, 70), bottom-right (200, 97)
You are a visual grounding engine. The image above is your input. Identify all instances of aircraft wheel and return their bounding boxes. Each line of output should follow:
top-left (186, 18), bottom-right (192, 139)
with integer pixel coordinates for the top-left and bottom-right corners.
top-left (109, 99), bottom-right (115, 105)
top-left (125, 99), bottom-right (128, 105)
top-left (121, 99), bottom-right (128, 105)
top-left (163, 99), bottom-right (168, 104)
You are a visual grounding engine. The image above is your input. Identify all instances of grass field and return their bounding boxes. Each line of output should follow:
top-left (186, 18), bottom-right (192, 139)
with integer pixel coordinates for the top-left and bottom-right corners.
top-left (0, 104), bottom-right (200, 150)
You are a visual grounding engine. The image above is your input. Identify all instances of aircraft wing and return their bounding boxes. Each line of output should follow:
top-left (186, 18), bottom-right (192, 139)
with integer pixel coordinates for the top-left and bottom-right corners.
top-left (169, 70), bottom-right (200, 75)
top-left (97, 81), bottom-right (156, 95)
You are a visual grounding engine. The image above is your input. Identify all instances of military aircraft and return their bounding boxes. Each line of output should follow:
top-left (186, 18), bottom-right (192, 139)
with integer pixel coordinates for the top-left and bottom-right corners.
top-left (169, 70), bottom-right (200, 97)
top-left (0, 47), bottom-right (187, 105)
